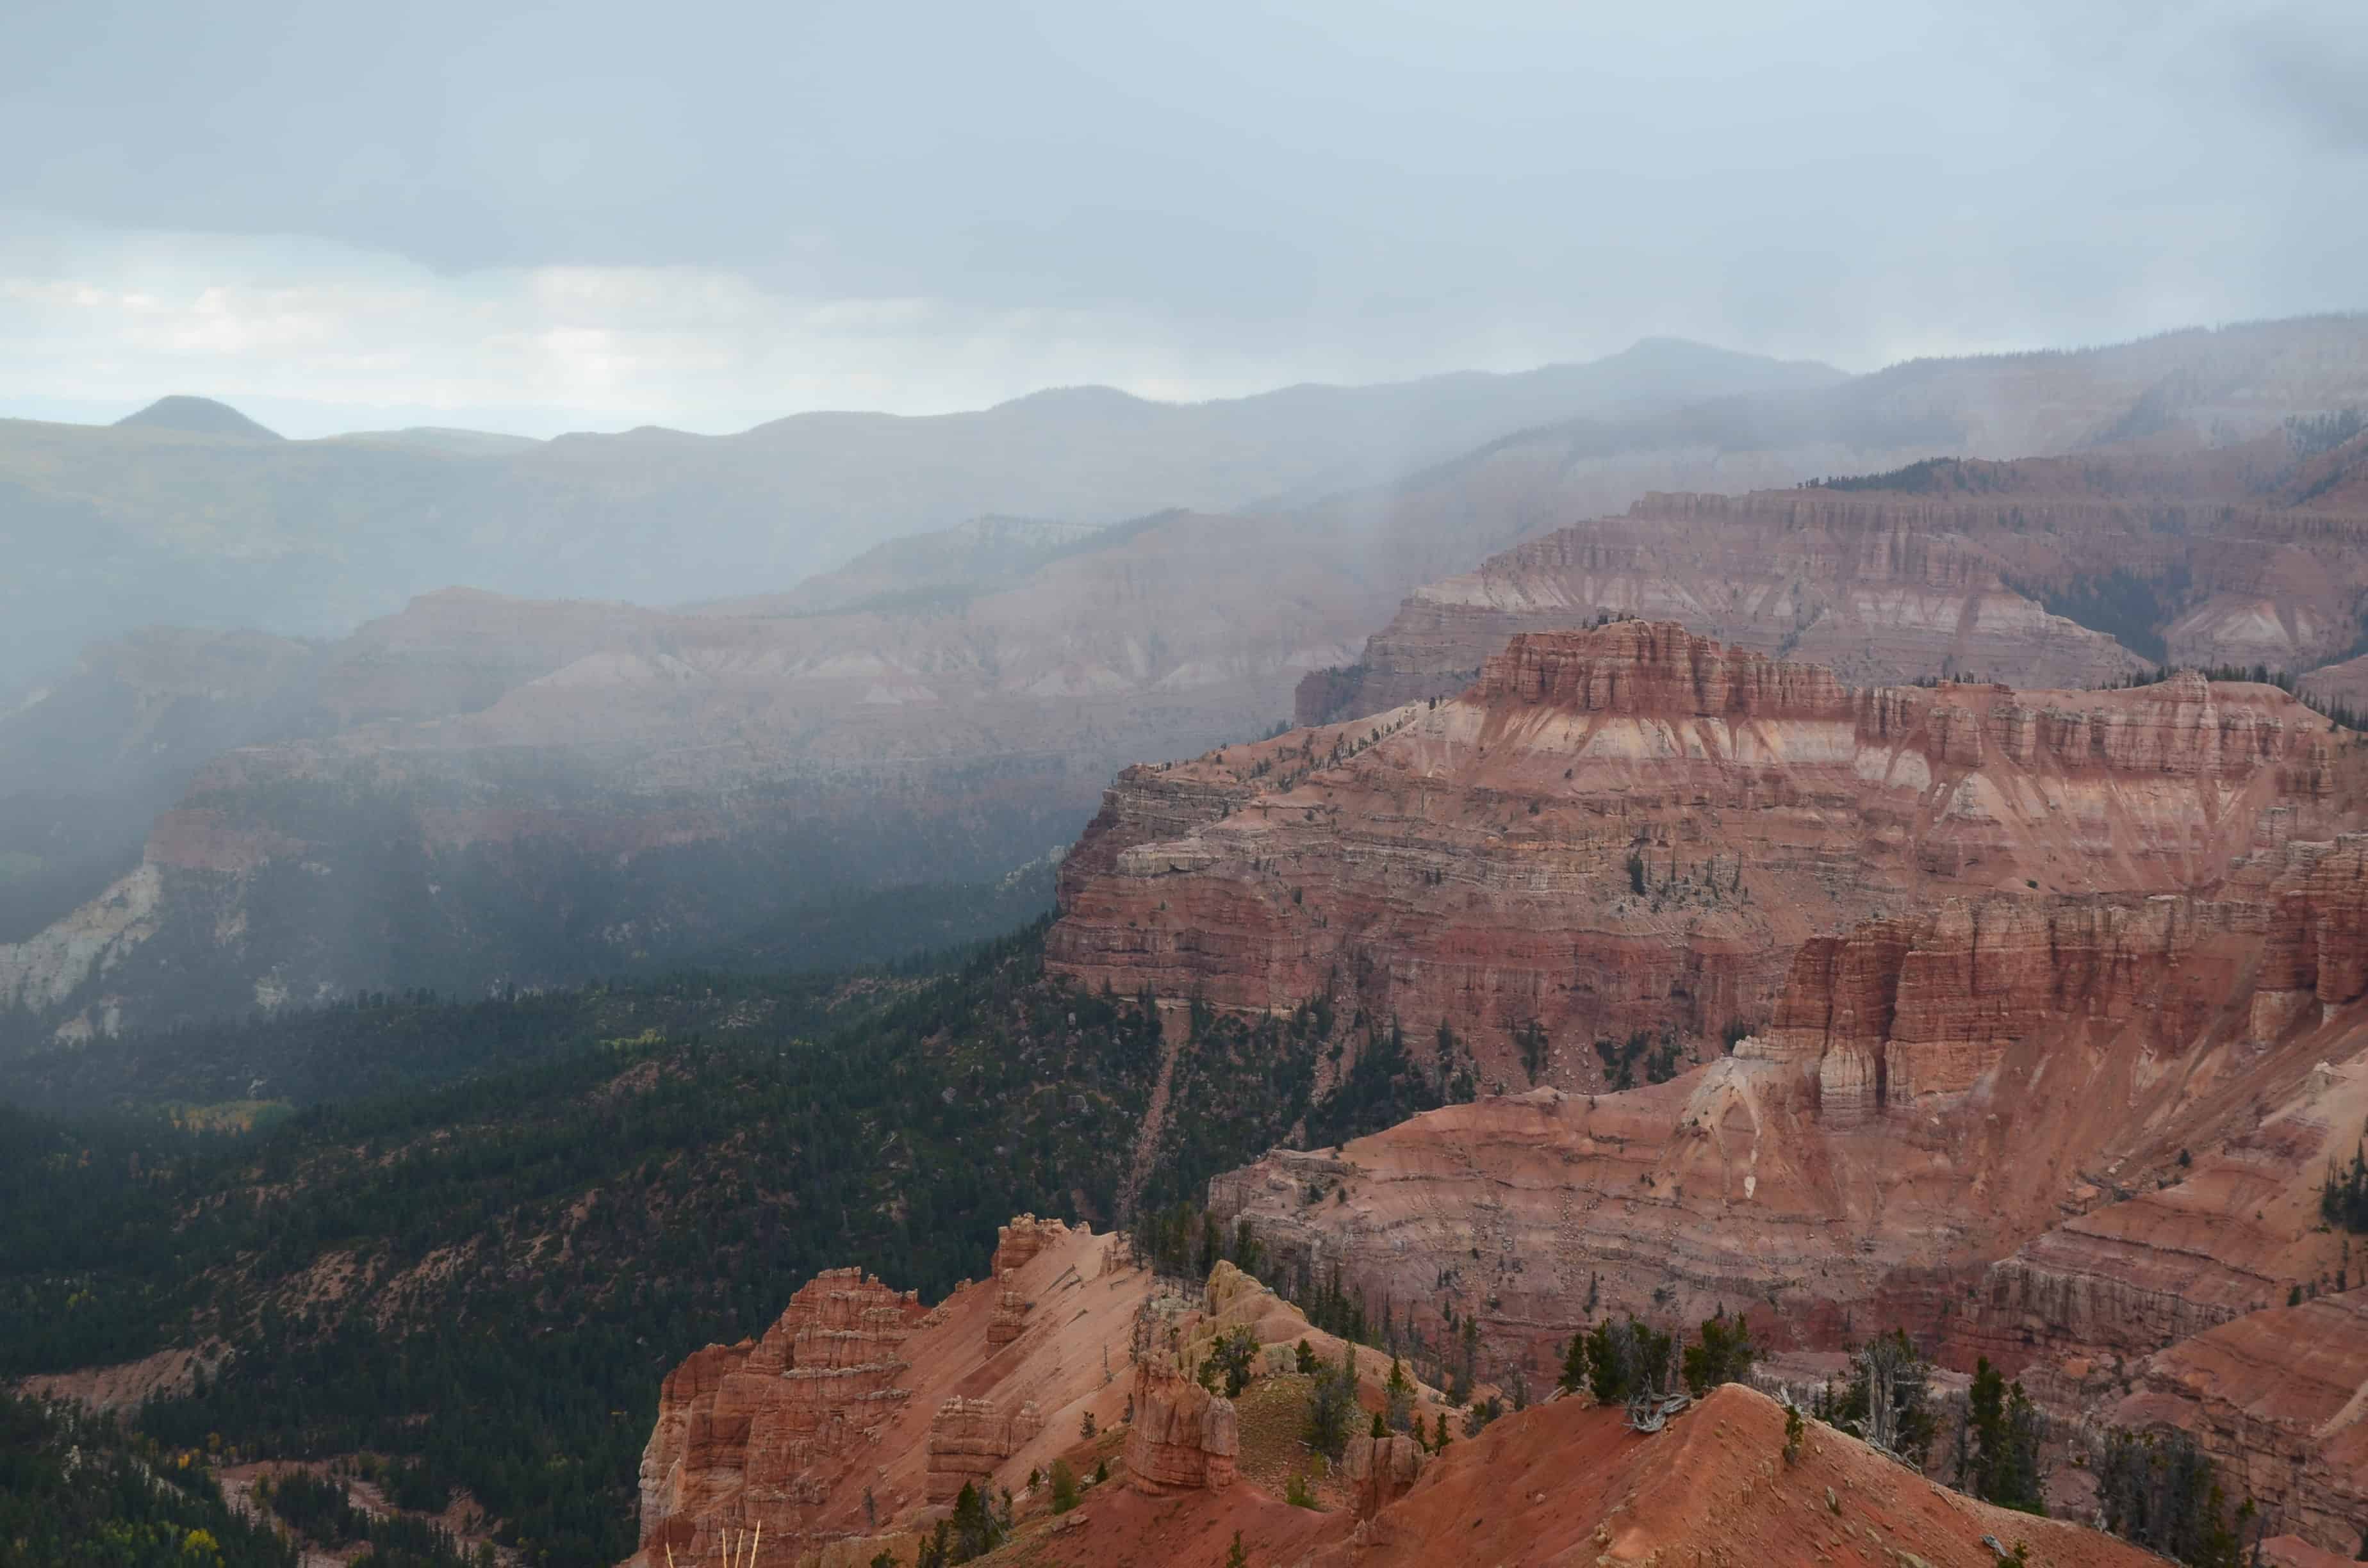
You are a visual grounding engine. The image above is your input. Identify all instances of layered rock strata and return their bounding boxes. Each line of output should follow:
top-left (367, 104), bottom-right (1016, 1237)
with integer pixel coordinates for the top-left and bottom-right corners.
top-left (1206, 835), bottom-right (2368, 1549)
top-left (2109, 1289), bottom-right (2368, 1553)
top-left (638, 1269), bottom-right (927, 1562)
top-left (1053, 622), bottom-right (2360, 1082)
top-left (986, 1291), bottom-right (1030, 1350)
top-left (990, 1215), bottom-right (1071, 1277)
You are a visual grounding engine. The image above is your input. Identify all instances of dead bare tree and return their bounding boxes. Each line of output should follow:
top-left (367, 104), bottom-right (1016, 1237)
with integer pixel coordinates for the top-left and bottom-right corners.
top-left (666, 1522), bottom-right (764, 1568)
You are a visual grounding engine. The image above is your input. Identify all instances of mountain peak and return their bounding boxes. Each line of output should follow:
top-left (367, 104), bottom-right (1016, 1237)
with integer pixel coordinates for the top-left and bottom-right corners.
top-left (113, 395), bottom-right (282, 440)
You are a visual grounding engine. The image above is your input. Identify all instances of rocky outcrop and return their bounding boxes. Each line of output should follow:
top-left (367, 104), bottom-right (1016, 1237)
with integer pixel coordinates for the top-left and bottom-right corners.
top-left (924, 1397), bottom-right (1044, 1503)
top-left (1341, 1431), bottom-right (1424, 1517)
top-left (990, 1215), bottom-right (1071, 1277)
top-left (636, 1219), bottom-right (1151, 1566)
top-left (637, 1268), bottom-right (927, 1560)
top-left (1474, 619), bottom-right (1853, 718)
top-left (1053, 623), bottom-right (2363, 1084)
top-left (1938, 842), bottom-right (2368, 1389)
top-left (0, 864), bottom-right (163, 1023)
top-left (1755, 893), bottom-right (2290, 1121)
top-left (1122, 1354), bottom-right (1238, 1494)
top-left (986, 1291), bottom-right (1030, 1350)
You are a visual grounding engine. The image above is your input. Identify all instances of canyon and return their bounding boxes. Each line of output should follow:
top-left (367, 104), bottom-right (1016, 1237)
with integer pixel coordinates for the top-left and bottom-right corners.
top-left (1035, 620), bottom-right (2368, 1552)
top-left (13, 317), bottom-right (2368, 1562)
top-left (0, 526), bottom-right (1380, 1042)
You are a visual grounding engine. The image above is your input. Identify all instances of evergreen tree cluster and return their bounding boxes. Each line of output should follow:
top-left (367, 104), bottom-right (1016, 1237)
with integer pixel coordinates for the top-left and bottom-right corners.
top-left (2094, 1430), bottom-right (2253, 1567)
top-left (1591, 1029), bottom-right (1682, 1091)
top-left (1582, 1316), bottom-right (1677, 1404)
top-left (2286, 407), bottom-right (2366, 459)
top-left (1515, 1020), bottom-right (1550, 1084)
top-left (1678, 1311), bottom-right (1758, 1395)
top-left (0, 924), bottom-right (1463, 1567)
top-left (2321, 1143), bottom-right (2368, 1232)
top-left (1555, 1311), bottom-right (1759, 1409)
top-left (912, 1480), bottom-right (1012, 1567)
top-left (1955, 1359), bottom-right (2046, 1515)
top-left (1301, 1348), bottom-right (1360, 1461)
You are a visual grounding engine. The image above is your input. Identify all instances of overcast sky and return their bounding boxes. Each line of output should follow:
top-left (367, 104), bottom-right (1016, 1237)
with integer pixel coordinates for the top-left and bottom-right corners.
top-left (3, 0), bottom-right (2362, 437)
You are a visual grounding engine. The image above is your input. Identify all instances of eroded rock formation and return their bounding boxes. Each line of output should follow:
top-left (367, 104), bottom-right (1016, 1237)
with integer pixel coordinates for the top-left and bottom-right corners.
top-left (991, 1215), bottom-right (1071, 1277)
top-left (636, 1220), bottom-right (1148, 1565)
top-left (1341, 1431), bottom-right (1425, 1517)
top-left (638, 1268), bottom-right (926, 1562)
top-left (1122, 1354), bottom-right (1238, 1494)
top-left (986, 1291), bottom-right (1030, 1350)
top-left (1053, 622), bottom-right (2362, 1082)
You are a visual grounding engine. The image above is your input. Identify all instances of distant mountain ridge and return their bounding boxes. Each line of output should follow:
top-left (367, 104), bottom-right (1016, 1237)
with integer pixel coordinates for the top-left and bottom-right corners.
top-left (0, 337), bottom-right (1842, 694)
top-left (112, 394), bottom-right (281, 440)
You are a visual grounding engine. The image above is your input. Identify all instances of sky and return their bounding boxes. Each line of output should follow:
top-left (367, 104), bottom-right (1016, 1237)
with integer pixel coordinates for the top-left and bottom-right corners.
top-left (1, 0), bottom-right (2362, 438)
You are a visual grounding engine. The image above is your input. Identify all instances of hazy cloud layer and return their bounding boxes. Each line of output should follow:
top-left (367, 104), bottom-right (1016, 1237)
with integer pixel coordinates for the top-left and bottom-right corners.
top-left (3, 0), bottom-right (2362, 435)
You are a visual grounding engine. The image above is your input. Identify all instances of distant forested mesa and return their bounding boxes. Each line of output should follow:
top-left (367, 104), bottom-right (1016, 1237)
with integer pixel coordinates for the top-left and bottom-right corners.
top-left (0, 922), bottom-right (1464, 1566)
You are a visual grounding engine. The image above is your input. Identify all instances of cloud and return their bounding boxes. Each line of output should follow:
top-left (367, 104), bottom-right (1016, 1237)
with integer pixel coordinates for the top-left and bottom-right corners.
top-left (0, 219), bottom-right (1340, 436)
top-left (0, 0), bottom-right (2361, 432)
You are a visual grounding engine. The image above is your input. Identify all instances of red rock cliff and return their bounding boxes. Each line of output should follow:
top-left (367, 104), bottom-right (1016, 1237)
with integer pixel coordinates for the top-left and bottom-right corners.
top-left (1054, 623), bottom-right (2360, 1088)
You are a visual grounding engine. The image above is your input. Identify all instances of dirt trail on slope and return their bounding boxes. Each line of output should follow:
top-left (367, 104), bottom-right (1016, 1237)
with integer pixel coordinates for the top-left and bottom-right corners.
top-left (1117, 1004), bottom-right (1187, 1220)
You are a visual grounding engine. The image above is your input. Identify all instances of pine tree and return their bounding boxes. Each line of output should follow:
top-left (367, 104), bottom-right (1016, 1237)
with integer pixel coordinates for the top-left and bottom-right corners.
top-left (1680, 1310), bottom-right (1757, 1394)
top-left (1049, 1459), bottom-right (1078, 1515)
top-left (1963, 1359), bottom-right (2047, 1514)
top-left (1385, 1356), bottom-right (1415, 1433)
top-left (1304, 1350), bottom-right (1358, 1461)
